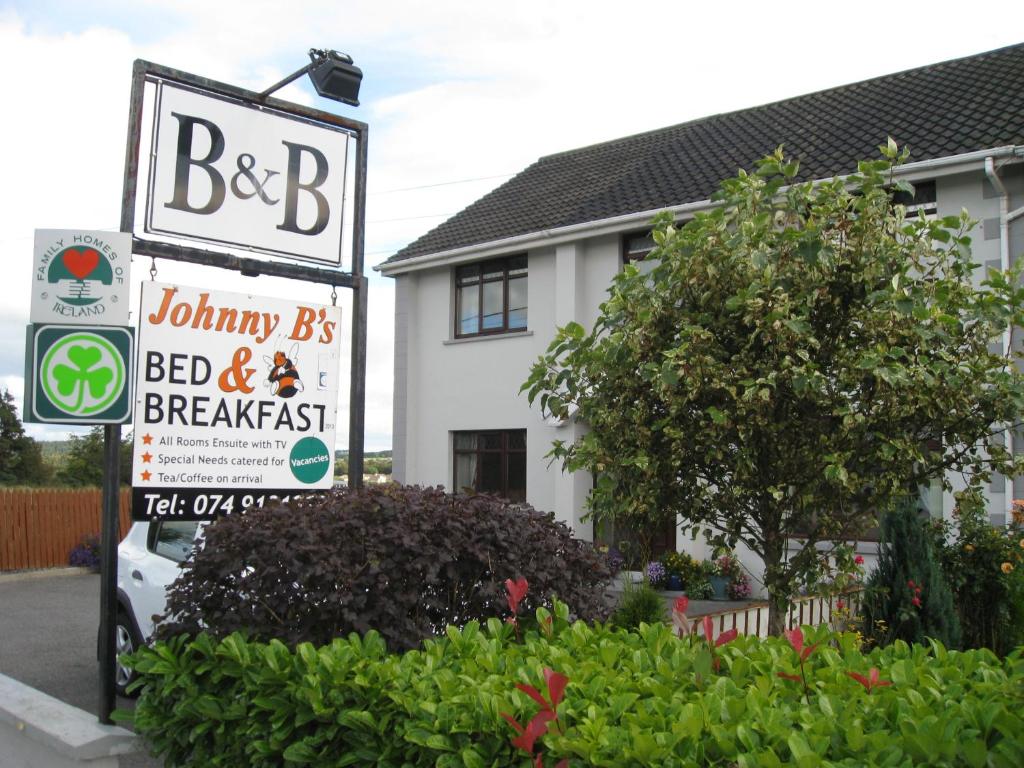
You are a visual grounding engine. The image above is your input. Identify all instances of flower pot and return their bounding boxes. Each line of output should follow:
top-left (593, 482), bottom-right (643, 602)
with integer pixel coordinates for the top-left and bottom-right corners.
top-left (666, 574), bottom-right (683, 591)
top-left (709, 574), bottom-right (729, 600)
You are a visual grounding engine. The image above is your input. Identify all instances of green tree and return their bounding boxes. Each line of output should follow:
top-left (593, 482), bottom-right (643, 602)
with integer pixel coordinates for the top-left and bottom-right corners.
top-left (57, 426), bottom-right (133, 487)
top-left (0, 389), bottom-right (50, 485)
top-left (861, 501), bottom-right (961, 648)
top-left (524, 145), bottom-right (1024, 634)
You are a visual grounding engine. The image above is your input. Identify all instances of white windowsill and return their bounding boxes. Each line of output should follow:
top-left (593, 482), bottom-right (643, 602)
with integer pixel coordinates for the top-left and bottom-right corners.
top-left (443, 331), bottom-right (534, 345)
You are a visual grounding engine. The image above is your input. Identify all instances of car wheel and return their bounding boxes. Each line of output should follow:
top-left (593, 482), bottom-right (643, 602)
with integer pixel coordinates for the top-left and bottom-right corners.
top-left (114, 612), bottom-right (142, 697)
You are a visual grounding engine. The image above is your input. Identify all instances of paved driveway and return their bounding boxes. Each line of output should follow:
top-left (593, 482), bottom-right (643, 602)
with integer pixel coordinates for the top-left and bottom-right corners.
top-left (0, 568), bottom-right (162, 768)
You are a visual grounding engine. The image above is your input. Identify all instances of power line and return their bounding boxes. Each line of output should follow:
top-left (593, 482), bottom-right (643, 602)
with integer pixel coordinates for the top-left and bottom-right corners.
top-left (370, 172), bottom-right (514, 195)
top-left (368, 212), bottom-right (455, 224)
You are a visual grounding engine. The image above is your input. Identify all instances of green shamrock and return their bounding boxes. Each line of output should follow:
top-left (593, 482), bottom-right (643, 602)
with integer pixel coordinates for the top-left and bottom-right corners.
top-left (52, 344), bottom-right (114, 411)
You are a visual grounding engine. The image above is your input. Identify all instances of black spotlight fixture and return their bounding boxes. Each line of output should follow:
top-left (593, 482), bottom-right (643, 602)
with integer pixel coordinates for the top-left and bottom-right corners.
top-left (259, 48), bottom-right (363, 107)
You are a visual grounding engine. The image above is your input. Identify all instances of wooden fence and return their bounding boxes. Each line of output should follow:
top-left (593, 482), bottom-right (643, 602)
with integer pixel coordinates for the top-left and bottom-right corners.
top-left (0, 488), bottom-right (132, 571)
top-left (694, 589), bottom-right (864, 641)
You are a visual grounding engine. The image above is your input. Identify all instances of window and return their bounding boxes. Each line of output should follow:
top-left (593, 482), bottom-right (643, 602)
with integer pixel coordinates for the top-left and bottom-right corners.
top-left (893, 180), bottom-right (937, 217)
top-left (455, 256), bottom-right (527, 337)
top-left (622, 232), bottom-right (656, 264)
top-left (151, 521), bottom-right (200, 562)
top-left (453, 430), bottom-right (526, 502)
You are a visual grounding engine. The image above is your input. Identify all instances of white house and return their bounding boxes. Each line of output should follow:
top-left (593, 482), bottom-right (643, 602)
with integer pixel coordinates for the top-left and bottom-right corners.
top-left (377, 44), bottom-right (1024, 578)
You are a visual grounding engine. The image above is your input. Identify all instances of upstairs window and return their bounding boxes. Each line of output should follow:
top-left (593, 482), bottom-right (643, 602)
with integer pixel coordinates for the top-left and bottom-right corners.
top-left (455, 256), bottom-right (527, 337)
top-left (893, 180), bottom-right (937, 217)
top-left (622, 232), bottom-right (656, 264)
top-left (453, 429), bottom-right (526, 502)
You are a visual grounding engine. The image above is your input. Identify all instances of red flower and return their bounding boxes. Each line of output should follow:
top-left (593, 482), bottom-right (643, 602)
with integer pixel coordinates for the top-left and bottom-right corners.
top-left (907, 579), bottom-right (915, 588)
top-left (836, 599), bottom-right (845, 610)
top-left (911, 596), bottom-right (922, 607)
top-left (847, 667), bottom-right (892, 694)
top-left (674, 595), bottom-right (689, 615)
top-left (505, 577), bottom-right (529, 615)
top-left (854, 555), bottom-right (864, 565)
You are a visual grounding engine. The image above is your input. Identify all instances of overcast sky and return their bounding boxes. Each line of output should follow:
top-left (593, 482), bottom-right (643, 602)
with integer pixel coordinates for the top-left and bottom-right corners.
top-left (1, 1), bottom-right (1019, 450)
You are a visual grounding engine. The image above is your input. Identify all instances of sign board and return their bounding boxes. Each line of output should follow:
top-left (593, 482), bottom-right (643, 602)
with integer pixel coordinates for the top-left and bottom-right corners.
top-left (31, 230), bottom-right (132, 325)
top-left (25, 324), bottom-right (134, 424)
top-left (144, 82), bottom-right (350, 265)
top-left (132, 281), bottom-right (341, 520)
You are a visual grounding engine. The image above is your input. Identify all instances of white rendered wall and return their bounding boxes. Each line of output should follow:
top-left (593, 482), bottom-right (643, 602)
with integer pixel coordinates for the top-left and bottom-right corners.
top-left (392, 234), bottom-right (622, 537)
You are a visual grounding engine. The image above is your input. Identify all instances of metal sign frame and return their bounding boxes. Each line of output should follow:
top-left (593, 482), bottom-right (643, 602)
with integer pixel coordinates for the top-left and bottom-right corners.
top-left (95, 59), bottom-right (369, 723)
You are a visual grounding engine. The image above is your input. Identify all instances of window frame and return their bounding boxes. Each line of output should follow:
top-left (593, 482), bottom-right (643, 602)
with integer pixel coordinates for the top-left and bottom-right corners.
top-left (454, 255), bottom-right (528, 338)
top-left (452, 429), bottom-right (527, 502)
top-left (622, 231), bottom-right (656, 265)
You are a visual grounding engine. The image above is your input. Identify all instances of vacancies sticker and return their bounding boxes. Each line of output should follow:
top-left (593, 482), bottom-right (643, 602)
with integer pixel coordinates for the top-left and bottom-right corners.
top-left (132, 281), bottom-right (341, 520)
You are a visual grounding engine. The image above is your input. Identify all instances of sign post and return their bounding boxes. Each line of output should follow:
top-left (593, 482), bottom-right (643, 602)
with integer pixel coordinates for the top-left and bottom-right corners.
top-left (24, 229), bottom-right (133, 724)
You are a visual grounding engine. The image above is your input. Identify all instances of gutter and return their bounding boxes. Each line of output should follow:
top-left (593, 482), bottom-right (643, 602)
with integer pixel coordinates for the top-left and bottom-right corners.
top-left (375, 146), bottom-right (1024, 277)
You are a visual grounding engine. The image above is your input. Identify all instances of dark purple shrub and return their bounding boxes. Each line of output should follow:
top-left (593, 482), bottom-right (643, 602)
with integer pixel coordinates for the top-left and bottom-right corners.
top-left (157, 485), bottom-right (612, 651)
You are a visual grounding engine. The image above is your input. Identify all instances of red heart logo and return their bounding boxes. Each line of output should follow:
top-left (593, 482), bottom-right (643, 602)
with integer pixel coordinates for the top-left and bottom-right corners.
top-left (62, 248), bottom-right (100, 280)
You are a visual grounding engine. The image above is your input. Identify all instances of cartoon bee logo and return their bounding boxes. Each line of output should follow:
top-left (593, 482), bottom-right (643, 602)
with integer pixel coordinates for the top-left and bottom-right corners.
top-left (263, 343), bottom-right (303, 399)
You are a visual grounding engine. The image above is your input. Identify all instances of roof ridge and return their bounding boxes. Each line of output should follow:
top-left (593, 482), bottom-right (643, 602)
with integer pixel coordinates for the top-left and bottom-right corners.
top-left (538, 42), bottom-right (1024, 163)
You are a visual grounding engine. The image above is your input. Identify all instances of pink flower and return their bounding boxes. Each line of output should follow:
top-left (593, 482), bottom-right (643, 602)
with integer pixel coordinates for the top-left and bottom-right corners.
top-left (911, 596), bottom-right (922, 607)
top-left (907, 579), bottom-right (915, 588)
top-left (854, 555), bottom-right (864, 565)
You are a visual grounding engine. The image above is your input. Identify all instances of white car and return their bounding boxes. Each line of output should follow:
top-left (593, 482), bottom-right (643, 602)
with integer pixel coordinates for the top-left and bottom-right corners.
top-left (114, 520), bottom-right (203, 695)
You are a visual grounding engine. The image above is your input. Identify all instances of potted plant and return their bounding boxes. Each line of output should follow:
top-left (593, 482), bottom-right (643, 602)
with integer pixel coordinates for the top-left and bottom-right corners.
top-left (705, 558), bottom-right (730, 600)
top-left (645, 560), bottom-right (667, 589)
top-left (712, 557), bottom-right (753, 606)
top-left (661, 551), bottom-right (714, 598)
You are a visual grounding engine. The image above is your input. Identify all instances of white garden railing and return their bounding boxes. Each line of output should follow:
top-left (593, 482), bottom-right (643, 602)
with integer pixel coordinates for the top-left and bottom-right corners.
top-left (692, 589), bottom-right (864, 641)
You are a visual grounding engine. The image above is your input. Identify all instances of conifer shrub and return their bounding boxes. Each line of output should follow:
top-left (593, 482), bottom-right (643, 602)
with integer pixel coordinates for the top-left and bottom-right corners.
top-left (861, 501), bottom-right (961, 648)
top-left (155, 485), bottom-right (612, 651)
top-left (610, 577), bottom-right (666, 629)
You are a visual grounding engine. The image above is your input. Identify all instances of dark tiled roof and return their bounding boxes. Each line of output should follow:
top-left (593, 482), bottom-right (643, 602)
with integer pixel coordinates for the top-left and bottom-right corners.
top-left (385, 43), bottom-right (1024, 265)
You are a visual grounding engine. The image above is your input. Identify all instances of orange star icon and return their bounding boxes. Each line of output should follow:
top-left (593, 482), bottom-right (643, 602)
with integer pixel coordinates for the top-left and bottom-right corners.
top-left (140, 470), bottom-right (152, 482)
top-left (141, 452), bottom-right (153, 463)
top-left (142, 434), bottom-right (153, 445)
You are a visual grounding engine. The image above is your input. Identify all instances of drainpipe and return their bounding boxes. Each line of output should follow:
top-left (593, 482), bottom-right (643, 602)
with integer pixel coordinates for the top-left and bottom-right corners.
top-left (985, 156), bottom-right (1024, 522)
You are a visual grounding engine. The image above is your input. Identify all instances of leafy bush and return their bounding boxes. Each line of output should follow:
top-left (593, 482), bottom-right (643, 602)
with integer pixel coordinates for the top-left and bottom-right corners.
top-left (862, 502), bottom-right (960, 649)
top-left (931, 504), bottom-right (1024, 654)
top-left (156, 485), bottom-right (612, 651)
top-left (126, 608), bottom-right (1024, 767)
top-left (610, 577), bottom-right (666, 629)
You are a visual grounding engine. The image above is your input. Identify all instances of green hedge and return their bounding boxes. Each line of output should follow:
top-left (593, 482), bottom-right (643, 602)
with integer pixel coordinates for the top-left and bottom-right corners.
top-left (124, 607), bottom-right (1024, 767)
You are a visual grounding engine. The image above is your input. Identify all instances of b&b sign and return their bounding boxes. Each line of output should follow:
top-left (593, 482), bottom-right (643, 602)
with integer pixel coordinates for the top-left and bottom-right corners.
top-left (145, 82), bottom-right (350, 265)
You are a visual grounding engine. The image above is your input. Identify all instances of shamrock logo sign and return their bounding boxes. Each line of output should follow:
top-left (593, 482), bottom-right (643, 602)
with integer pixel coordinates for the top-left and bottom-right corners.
top-left (52, 345), bottom-right (115, 411)
top-left (39, 331), bottom-right (126, 417)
